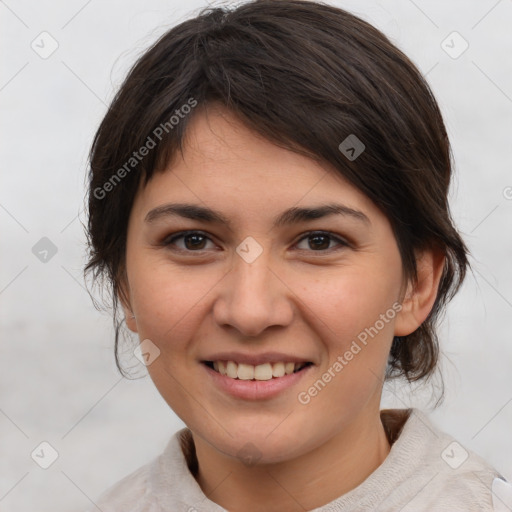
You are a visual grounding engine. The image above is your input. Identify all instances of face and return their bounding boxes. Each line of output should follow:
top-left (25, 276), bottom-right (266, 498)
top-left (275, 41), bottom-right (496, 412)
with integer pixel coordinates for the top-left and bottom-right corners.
top-left (122, 104), bottom-right (408, 464)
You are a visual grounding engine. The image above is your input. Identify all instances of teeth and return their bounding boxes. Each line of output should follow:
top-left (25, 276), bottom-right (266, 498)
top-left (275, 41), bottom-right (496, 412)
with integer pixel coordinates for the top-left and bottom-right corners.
top-left (254, 363), bottom-right (273, 380)
top-left (208, 360), bottom-right (309, 380)
top-left (226, 361), bottom-right (238, 379)
top-left (237, 363), bottom-right (254, 380)
top-left (272, 362), bottom-right (285, 377)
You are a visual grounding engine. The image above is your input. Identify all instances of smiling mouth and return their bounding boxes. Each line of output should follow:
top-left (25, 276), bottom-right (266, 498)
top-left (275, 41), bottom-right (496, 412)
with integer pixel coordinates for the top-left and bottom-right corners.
top-left (202, 360), bottom-right (313, 381)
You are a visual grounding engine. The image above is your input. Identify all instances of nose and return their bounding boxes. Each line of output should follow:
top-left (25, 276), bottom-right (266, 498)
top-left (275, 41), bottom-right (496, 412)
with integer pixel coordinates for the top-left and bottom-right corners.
top-left (212, 250), bottom-right (294, 338)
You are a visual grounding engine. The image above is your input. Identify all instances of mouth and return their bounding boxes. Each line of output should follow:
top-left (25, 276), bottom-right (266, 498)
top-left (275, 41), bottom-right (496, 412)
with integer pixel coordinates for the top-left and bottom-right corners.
top-left (202, 360), bottom-right (313, 381)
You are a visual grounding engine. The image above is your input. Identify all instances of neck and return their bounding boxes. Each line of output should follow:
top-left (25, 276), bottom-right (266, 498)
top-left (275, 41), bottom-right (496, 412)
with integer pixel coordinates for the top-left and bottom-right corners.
top-left (190, 409), bottom-right (393, 512)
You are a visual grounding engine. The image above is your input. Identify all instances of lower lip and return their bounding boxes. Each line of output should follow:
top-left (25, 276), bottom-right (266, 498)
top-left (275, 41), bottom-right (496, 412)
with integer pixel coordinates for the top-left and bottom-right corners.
top-left (201, 363), bottom-right (314, 400)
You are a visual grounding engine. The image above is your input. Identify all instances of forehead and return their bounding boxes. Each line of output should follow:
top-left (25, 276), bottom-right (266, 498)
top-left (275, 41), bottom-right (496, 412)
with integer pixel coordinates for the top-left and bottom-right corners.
top-left (176, 105), bottom-right (329, 186)
top-left (134, 105), bottom-right (383, 227)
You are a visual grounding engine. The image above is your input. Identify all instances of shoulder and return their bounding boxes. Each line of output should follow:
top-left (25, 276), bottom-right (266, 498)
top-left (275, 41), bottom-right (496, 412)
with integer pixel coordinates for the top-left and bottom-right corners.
top-left (81, 428), bottom-right (199, 512)
top-left (83, 459), bottom-right (154, 512)
top-left (83, 429), bottom-right (190, 512)
top-left (491, 477), bottom-right (512, 512)
top-left (438, 473), bottom-right (512, 512)
top-left (380, 408), bottom-right (511, 511)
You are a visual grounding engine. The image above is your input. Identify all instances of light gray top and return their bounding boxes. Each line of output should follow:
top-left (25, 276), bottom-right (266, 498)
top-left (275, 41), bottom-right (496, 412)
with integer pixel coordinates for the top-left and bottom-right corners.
top-left (85, 408), bottom-right (512, 511)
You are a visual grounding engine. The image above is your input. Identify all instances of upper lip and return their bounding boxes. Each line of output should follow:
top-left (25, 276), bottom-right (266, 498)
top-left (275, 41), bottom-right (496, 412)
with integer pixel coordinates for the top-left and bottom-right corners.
top-left (201, 352), bottom-right (314, 366)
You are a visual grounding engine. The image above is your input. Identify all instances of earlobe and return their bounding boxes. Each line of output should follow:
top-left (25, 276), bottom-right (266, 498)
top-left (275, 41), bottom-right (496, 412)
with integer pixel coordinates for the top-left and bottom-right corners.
top-left (124, 311), bottom-right (138, 333)
top-left (394, 247), bottom-right (445, 337)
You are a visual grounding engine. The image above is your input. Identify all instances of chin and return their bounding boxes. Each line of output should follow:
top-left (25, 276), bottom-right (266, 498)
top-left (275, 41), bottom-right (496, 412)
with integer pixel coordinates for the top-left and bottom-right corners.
top-left (194, 419), bottom-right (317, 465)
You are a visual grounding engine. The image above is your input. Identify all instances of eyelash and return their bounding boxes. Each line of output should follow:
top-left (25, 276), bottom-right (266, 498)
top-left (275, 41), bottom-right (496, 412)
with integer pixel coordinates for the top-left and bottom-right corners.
top-left (161, 230), bottom-right (350, 254)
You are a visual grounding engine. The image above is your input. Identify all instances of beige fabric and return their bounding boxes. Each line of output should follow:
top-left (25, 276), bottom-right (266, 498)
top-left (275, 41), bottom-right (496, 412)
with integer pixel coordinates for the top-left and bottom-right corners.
top-left (85, 408), bottom-right (511, 511)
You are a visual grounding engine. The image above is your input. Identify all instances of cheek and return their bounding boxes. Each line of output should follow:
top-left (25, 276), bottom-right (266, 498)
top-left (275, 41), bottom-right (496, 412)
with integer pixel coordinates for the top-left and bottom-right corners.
top-left (294, 270), bottom-right (399, 425)
top-left (298, 263), bottom-right (400, 341)
top-left (126, 262), bottom-right (217, 419)
top-left (292, 262), bottom-right (400, 409)
top-left (127, 258), bottom-right (222, 350)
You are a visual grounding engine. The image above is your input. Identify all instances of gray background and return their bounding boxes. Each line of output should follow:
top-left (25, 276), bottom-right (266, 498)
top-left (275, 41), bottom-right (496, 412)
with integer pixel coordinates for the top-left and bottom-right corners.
top-left (1, 0), bottom-right (511, 511)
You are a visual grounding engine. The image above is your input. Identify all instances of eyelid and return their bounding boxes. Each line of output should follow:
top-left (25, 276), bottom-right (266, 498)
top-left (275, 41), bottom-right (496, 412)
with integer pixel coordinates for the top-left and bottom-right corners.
top-left (162, 230), bottom-right (218, 250)
top-left (294, 231), bottom-right (351, 251)
top-left (161, 229), bottom-right (351, 253)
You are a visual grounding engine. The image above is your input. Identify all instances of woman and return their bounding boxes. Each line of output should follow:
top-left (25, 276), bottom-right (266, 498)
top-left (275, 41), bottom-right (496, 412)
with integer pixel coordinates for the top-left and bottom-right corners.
top-left (84, 1), bottom-right (512, 510)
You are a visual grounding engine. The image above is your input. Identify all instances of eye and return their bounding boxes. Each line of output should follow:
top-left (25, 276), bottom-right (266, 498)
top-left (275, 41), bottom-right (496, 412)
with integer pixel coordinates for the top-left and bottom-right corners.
top-left (295, 231), bottom-right (349, 252)
top-left (161, 230), bottom-right (350, 254)
top-left (162, 230), bottom-right (216, 252)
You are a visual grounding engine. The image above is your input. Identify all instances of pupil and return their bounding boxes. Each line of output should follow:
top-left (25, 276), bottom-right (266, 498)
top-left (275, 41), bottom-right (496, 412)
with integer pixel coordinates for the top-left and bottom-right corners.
top-left (310, 234), bottom-right (329, 250)
top-left (185, 234), bottom-right (206, 250)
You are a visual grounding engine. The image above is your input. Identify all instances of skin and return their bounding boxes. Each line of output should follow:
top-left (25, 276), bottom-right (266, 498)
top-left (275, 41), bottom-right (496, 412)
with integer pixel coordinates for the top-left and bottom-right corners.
top-left (120, 104), bottom-right (445, 511)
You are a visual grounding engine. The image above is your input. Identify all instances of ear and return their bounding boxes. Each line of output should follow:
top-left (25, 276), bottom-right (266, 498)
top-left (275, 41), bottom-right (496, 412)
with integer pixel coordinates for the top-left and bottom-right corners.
top-left (394, 246), bottom-right (445, 337)
top-left (118, 275), bottom-right (138, 333)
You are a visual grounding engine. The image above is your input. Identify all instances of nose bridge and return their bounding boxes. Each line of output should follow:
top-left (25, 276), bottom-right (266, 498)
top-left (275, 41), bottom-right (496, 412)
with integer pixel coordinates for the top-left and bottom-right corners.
top-left (232, 250), bottom-right (273, 299)
top-left (213, 245), bottom-right (292, 337)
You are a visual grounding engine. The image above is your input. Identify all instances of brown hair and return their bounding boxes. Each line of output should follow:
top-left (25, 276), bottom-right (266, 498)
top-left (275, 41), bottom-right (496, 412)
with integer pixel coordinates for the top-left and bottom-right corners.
top-left (84, 0), bottom-right (470, 404)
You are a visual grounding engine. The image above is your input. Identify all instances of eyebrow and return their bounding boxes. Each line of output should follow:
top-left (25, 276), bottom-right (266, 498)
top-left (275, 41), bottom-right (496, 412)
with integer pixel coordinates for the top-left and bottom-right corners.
top-left (144, 202), bottom-right (371, 227)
